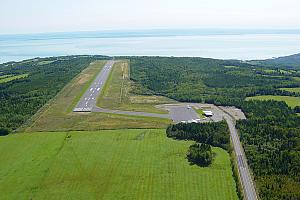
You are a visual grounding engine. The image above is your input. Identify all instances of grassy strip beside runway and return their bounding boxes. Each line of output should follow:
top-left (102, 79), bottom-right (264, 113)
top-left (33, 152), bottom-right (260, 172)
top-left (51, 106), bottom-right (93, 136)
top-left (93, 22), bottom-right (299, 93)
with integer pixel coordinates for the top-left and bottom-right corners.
top-left (97, 60), bottom-right (175, 114)
top-left (23, 61), bottom-right (170, 132)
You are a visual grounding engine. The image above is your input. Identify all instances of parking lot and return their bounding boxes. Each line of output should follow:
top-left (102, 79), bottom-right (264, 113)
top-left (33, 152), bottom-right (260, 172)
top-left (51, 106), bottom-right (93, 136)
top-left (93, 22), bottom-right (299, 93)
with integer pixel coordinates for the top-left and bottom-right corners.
top-left (159, 103), bottom-right (229, 123)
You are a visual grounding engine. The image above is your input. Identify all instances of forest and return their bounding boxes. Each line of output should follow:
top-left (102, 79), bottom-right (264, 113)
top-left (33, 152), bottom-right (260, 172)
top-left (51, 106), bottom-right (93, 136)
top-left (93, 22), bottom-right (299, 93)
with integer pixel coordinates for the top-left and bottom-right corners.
top-left (131, 56), bottom-right (300, 200)
top-left (166, 121), bottom-right (230, 150)
top-left (129, 57), bottom-right (300, 106)
top-left (0, 55), bottom-right (108, 132)
top-left (237, 100), bottom-right (300, 200)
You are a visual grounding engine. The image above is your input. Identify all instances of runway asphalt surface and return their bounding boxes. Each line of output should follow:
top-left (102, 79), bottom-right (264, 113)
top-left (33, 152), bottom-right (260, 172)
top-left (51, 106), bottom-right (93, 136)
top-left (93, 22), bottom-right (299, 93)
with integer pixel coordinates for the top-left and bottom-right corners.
top-left (73, 60), bottom-right (114, 112)
top-left (73, 60), bottom-right (258, 199)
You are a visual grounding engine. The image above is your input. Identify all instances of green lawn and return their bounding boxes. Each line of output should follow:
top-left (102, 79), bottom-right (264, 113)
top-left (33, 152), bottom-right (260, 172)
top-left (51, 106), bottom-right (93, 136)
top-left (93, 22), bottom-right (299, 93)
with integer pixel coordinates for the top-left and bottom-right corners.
top-left (23, 61), bottom-right (171, 132)
top-left (194, 107), bottom-right (206, 118)
top-left (263, 69), bottom-right (276, 73)
top-left (0, 74), bottom-right (13, 79)
top-left (246, 95), bottom-right (300, 108)
top-left (279, 87), bottom-right (300, 93)
top-left (0, 73), bottom-right (28, 83)
top-left (279, 69), bottom-right (292, 74)
top-left (0, 129), bottom-right (238, 200)
top-left (224, 66), bottom-right (239, 69)
top-left (97, 60), bottom-right (175, 114)
top-left (293, 77), bottom-right (300, 82)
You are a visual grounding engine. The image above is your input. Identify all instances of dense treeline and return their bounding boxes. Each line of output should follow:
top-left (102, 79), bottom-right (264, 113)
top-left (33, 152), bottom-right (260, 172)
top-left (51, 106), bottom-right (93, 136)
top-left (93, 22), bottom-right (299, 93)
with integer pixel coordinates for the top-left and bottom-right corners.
top-left (187, 143), bottom-right (213, 167)
top-left (166, 121), bottom-right (230, 150)
top-left (295, 106), bottom-right (300, 113)
top-left (129, 57), bottom-right (299, 104)
top-left (237, 100), bottom-right (300, 200)
top-left (256, 53), bottom-right (300, 70)
top-left (0, 55), bottom-right (108, 131)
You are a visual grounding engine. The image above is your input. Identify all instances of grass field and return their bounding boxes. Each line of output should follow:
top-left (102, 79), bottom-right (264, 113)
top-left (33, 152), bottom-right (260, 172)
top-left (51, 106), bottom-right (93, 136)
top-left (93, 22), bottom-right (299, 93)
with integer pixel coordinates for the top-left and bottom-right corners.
top-left (246, 95), bottom-right (300, 108)
top-left (0, 74), bottom-right (12, 79)
top-left (279, 69), bottom-right (292, 74)
top-left (224, 66), bottom-right (239, 69)
top-left (0, 129), bottom-right (238, 200)
top-left (293, 77), bottom-right (300, 82)
top-left (263, 69), bottom-right (277, 73)
top-left (0, 73), bottom-right (28, 83)
top-left (194, 107), bottom-right (206, 118)
top-left (279, 87), bottom-right (300, 93)
top-left (22, 61), bottom-right (171, 132)
top-left (97, 60), bottom-right (175, 114)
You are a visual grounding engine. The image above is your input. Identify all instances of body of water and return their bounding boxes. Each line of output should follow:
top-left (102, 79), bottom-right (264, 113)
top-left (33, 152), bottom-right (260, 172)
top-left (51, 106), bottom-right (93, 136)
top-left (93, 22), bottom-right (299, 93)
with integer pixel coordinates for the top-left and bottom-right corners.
top-left (1, 29), bottom-right (300, 63)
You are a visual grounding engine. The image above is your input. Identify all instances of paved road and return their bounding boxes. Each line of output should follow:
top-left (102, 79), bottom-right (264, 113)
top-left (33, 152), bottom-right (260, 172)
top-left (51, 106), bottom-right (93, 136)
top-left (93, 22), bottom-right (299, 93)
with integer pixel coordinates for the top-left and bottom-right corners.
top-left (73, 61), bottom-right (114, 112)
top-left (223, 114), bottom-right (258, 200)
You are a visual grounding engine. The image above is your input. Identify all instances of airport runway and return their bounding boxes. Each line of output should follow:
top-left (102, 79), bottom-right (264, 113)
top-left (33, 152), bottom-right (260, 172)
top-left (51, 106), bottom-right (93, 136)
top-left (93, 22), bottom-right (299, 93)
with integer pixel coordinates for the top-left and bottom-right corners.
top-left (73, 60), bottom-right (114, 112)
top-left (73, 60), bottom-right (170, 119)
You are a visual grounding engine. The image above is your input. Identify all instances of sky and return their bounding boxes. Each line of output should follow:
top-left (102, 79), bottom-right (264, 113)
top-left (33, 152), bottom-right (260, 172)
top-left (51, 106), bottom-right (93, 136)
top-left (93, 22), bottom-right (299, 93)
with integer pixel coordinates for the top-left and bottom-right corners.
top-left (1, 0), bottom-right (300, 34)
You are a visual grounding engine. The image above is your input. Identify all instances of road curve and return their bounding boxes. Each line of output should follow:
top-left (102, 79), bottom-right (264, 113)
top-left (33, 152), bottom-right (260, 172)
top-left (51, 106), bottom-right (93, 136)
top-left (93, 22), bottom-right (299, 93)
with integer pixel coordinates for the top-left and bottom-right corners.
top-left (223, 114), bottom-right (258, 200)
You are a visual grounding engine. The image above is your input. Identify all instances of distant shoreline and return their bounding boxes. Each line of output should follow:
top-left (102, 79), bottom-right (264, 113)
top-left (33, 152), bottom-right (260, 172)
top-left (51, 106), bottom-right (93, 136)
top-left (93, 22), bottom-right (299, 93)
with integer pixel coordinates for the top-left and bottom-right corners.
top-left (1, 29), bottom-right (300, 63)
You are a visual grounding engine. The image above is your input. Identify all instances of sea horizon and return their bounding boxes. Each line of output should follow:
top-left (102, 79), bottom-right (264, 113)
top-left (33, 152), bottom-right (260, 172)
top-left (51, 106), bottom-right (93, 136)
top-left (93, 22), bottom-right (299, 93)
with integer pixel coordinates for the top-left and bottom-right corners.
top-left (1, 28), bottom-right (300, 63)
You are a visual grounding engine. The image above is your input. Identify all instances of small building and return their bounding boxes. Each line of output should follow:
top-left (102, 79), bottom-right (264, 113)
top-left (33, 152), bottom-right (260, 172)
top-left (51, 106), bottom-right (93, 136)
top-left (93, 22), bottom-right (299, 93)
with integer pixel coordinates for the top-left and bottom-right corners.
top-left (203, 110), bottom-right (213, 117)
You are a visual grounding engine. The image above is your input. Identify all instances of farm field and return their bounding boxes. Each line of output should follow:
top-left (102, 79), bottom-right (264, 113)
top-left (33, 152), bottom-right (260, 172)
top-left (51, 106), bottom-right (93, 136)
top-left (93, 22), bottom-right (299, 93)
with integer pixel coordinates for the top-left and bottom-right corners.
top-left (246, 95), bottom-right (300, 108)
top-left (23, 61), bottom-right (170, 132)
top-left (224, 66), bottom-right (239, 69)
top-left (97, 60), bottom-right (175, 114)
top-left (279, 87), bottom-right (300, 93)
top-left (0, 129), bottom-right (238, 200)
top-left (294, 77), bottom-right (300, 82)
top-left (0, 73), bottom-right (28, 83)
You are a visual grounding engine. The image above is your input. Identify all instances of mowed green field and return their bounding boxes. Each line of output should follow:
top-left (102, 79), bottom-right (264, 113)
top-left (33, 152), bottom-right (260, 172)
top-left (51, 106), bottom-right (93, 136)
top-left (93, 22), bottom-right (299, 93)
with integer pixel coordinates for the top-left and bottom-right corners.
top-left (0, 73), bottom-right (28, 83)
top-left (0, 129), bottom-right (238, 200)
top-left (280, 87), bottom-right (300, 93)
top-left (293, 77), bottom-right (300, 82)
top-left (246, 95), bottom-right (300, 108)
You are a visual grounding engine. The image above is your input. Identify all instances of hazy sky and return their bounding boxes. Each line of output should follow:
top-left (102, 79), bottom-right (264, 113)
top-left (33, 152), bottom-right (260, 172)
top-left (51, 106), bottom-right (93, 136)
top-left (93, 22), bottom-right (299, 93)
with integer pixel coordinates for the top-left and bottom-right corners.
top-left (1, 0), bottom-right (300, 34)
